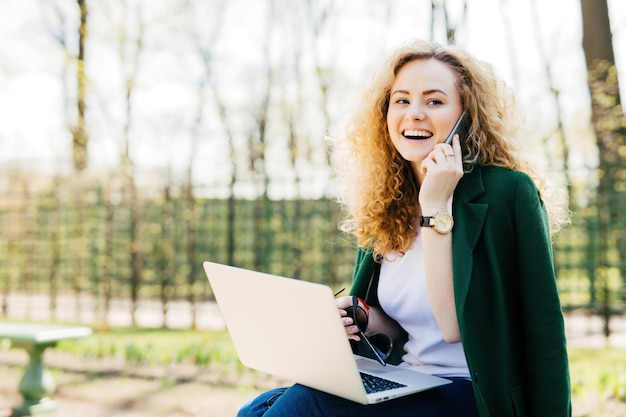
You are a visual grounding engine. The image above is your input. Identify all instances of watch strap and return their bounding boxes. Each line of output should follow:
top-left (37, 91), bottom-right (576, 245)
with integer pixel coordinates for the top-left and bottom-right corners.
top-left (419, 215), bottom-right (434, 227)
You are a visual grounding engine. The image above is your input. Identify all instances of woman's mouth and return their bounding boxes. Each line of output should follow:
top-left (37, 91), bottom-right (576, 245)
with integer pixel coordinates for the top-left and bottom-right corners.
top-left (402, 129), bottom-right (433, 140)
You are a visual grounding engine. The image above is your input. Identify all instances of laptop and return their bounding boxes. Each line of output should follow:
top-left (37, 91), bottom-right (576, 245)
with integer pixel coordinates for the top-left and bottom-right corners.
top-left (203, 261), bottom-right (451, 405)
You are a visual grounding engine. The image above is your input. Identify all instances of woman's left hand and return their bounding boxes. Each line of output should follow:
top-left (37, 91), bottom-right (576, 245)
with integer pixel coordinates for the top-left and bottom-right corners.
top-left (337, 296), bottom-right (364, 342)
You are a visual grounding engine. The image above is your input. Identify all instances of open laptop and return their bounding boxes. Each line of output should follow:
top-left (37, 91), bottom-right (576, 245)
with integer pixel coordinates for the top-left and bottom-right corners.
top-left (203, 261), bottom-right (451, 405)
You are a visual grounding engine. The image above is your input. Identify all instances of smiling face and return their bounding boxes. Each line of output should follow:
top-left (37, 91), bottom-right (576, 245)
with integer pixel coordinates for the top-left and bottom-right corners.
top-left (386, 58), bottom-right (463, 173)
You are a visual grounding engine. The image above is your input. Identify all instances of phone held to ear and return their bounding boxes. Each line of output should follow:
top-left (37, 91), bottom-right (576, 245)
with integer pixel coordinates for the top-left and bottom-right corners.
top-left (444, 111), bottom-right (469, 145)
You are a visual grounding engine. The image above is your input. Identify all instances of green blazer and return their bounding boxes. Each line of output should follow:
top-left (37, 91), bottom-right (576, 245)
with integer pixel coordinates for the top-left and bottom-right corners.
top-left (349, 165), bottom-right (571, 417)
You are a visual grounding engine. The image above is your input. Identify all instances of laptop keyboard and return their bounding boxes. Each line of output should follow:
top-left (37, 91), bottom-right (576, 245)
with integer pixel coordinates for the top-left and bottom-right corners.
top-left (360, 372), bottom-right (407, 394)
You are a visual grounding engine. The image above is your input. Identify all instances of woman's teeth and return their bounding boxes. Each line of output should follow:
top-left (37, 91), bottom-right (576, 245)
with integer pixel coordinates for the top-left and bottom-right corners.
top-left (403, 130), bottom-right (432, 139)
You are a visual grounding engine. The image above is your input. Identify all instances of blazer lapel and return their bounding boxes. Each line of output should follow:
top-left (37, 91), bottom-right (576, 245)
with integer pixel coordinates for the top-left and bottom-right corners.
top-left (452, 166), bottom-right (488, 313)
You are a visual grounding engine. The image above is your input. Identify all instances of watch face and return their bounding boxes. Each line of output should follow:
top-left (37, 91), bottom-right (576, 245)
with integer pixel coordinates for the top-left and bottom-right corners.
top-left (434, 213), bottom-right (454, 233)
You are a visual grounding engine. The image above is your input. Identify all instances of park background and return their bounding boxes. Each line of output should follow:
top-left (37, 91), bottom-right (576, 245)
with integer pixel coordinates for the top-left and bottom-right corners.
top-left (1, 0), bottom-right (626, 416)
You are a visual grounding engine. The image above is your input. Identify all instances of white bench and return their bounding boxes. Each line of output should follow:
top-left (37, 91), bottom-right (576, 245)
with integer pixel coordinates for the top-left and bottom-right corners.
top-left (0, 323), bottom-right (92, 416)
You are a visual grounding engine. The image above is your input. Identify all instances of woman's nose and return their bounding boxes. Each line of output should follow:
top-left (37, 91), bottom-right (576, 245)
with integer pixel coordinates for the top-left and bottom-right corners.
top-left (405, 103), bottom-right (425, 120)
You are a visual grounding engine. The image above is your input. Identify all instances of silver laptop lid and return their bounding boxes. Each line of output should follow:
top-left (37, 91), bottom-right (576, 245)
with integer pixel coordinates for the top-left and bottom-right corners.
top-left (203, 261), bottom-right (369, 404)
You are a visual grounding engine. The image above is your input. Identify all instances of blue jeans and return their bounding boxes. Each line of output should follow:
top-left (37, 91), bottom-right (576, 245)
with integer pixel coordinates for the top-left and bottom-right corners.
top-left (237, 378), bottom-right (479, 417)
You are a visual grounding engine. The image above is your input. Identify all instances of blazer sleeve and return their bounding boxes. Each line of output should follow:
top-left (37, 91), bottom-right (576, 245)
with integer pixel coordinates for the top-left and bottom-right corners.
top-left (349, 248), bottom-right (378, 303)
top-left (513, 173), bottom-right (572, 416)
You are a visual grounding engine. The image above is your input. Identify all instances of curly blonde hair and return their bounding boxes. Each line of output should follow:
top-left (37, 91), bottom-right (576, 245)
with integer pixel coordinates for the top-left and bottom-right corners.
top-left (333, 39), bottom-right (569, 257)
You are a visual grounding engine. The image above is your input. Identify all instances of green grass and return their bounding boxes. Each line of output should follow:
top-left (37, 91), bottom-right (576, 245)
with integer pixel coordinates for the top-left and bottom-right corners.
top-left (569, 347), bottom-right (626, 403)
top-left (56, 327), bottom-right (242, 370)
top-left (18, 326), bottom-right (625, 407)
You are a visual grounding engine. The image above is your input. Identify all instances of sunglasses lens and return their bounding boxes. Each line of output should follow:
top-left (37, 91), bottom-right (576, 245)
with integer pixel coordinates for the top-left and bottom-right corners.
top-left (368, 333), bottom-right (393, 360)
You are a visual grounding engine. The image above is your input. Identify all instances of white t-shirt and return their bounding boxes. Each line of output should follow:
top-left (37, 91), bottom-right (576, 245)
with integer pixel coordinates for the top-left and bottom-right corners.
top-left (378, 234), bottom-right (470, 378)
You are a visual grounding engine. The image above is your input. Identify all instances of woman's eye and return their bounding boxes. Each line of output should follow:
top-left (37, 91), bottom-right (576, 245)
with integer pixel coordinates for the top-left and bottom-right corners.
top-left (396, 98), bottom-right (409, 104)
top-left (428, 99), bottom-right (443, 105)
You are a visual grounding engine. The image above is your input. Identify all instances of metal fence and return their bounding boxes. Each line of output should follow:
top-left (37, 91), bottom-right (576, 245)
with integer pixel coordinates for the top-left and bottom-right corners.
top-left (1, 175), bottom-right (624, 333)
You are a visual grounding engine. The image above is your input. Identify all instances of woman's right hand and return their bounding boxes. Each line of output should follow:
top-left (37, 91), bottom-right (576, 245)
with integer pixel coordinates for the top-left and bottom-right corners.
top-left (418, 135), bottom-right (464, 213)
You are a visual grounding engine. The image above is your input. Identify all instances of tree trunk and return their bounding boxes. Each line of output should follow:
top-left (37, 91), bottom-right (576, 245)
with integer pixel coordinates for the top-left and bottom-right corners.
top-left (580, 0), bottom-right (626, 337)
top-left (72, 0), bottom-right (89, 172)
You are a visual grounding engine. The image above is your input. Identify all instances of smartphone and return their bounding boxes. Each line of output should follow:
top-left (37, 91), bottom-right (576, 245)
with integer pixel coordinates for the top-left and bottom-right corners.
top-left (444, 111), bottom-right (469, 145)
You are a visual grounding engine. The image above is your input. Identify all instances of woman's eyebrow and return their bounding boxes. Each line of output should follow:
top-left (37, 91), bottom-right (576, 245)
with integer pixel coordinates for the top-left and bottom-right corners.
top-left (390, 89), bottom-right (410, 97)
top-left (390, 88), bottom-right (448, 97)
top-left (422, 88), bottom-right (448, 97)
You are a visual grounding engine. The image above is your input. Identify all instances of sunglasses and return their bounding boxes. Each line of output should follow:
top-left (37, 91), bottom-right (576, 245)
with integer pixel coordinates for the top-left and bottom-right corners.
top-left (345, 296), bottom-right (393, 366)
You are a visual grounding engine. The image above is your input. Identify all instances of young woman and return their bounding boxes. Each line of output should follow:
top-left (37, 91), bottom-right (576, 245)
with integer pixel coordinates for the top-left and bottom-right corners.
top-left (238, 39), bottom-right (572, 417)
